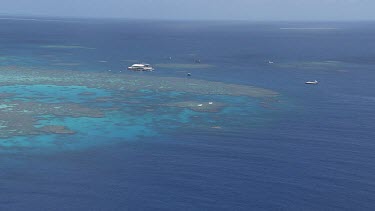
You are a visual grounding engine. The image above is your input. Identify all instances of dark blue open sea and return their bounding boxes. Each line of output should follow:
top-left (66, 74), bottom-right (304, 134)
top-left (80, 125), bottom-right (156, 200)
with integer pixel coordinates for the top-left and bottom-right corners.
top-left (0, 17), bottom-right (375, 210)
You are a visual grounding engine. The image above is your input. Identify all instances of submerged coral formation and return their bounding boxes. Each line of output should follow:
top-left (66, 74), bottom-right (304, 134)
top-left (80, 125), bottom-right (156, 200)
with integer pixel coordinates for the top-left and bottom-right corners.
top-left (164, 101), bottom-right (225, 112)
top-left (0, 66), bottom-right (280, 149)
top-left (0, 66), bottom-right (277, 97)
top-left (0, 99), bottom-right (103, 138)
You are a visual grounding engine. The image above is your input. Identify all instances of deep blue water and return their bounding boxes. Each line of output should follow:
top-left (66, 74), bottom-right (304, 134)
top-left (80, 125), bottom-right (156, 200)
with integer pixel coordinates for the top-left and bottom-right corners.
top-left (1, 17), bottom-right (375, 210)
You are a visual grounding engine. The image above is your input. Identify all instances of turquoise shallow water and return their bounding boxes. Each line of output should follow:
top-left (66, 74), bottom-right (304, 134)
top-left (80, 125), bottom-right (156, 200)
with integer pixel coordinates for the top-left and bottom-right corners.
top-left (0, 80), bottom-right (278, 152)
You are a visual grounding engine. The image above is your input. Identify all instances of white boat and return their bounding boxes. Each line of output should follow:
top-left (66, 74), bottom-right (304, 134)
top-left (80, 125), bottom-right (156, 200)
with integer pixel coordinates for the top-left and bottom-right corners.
top-left (128, 64), bottom-right (154, 71)
top-left (305, 80), bottom-right (318, 85)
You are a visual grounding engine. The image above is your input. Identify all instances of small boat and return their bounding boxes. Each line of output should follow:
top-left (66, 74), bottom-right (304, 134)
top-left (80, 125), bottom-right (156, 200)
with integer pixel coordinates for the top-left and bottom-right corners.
top-left (305, 80), bottom-right (318, 85)
top-left (268, 61), bottom-right (274, 64)
top-left (128, 64), bottom-right (154, 71)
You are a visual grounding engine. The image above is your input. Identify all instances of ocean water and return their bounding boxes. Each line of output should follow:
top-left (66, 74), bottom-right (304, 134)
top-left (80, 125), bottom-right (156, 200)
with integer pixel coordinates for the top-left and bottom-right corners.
top-left (0, 17), bottom-right (375, 210)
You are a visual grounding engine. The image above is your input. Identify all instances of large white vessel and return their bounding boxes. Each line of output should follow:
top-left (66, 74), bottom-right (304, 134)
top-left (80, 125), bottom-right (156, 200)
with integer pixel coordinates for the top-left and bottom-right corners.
top-left (305, 80), bottom-right (318, 85)
top-left (127, 64), bottom-right (154, 71)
